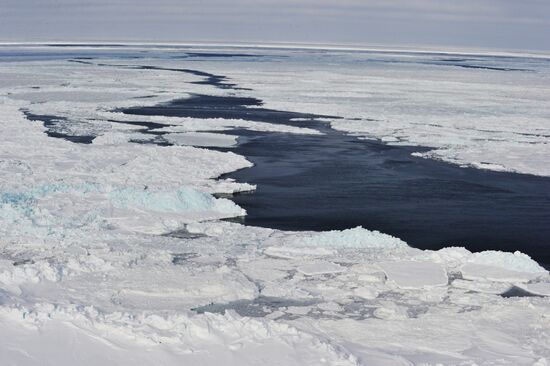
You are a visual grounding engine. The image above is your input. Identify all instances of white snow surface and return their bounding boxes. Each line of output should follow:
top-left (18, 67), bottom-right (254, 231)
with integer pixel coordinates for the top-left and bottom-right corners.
top-left (0, 45), bottom-right (549, 365)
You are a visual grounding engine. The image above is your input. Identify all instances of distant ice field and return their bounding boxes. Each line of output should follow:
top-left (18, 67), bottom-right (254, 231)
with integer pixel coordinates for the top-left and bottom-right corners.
top-left (0, 44), bottom-right (550, 365)
top-left (2, 43), bottom-right (549, 175)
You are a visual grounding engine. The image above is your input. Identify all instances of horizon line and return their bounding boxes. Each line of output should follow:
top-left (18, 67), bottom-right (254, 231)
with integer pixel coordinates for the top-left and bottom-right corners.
top-left (1, 40), bottom-right (550, 59)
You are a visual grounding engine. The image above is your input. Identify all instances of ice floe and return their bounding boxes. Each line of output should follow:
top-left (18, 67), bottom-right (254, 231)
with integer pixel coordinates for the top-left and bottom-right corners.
top-left (297, 262), bottom-right (346, 276)
top-left (164, 131), bottom-right (239, 147)
top-left (378, 260), bottom-right (448, 289)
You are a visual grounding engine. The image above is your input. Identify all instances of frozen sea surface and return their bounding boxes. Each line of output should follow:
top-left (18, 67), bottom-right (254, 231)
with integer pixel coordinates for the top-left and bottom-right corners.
top-left (0, 44), bottom-right (550, 365)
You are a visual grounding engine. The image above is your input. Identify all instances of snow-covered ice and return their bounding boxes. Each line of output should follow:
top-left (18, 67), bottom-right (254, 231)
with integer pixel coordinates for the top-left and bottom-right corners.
top-left (164, 131), bottom-right (239, 147)
top-left (0, 44), bottom-right (549, 365)
top-left (461, 251), bottom-right (548, 283)
top-left (297, 262), bottom-right (346, 276)
top-left (518, 282), bottom-right (550, 297)
top-left (378, 260), bottom-right (448, 289)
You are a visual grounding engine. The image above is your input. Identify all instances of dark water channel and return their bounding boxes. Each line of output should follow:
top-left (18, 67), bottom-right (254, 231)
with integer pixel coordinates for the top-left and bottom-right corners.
top-left (123, 94), bottom-right (550, 266)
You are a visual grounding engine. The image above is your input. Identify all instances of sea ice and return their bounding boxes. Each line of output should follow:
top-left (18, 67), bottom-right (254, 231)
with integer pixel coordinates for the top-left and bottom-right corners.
top-left (378, 260), bottom-right (448, 289)
top-left (164, 131), bottom-right (239, 147)
top-left (451, 278), bottom-right (514, 295)
top-left (467, 250), bottom-right (547, 274)
top-left (517, 282), bottom-right (550, 297)
top-left (461, 263), bottom-right (546, 283)
top-left (297, 262), bottom-right (346, 276)
top-left (220, 49), bottom-right (550, 176)
top-left (290, 226), bottom-right (409, 251)
top-left (461, 251), bottom-right (548, 283)
top-left (1, 44), bottom-right (549, 365)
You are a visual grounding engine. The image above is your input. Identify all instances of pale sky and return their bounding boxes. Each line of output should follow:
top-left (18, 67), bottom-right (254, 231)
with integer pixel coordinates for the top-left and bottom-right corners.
top-left (1, 0), bottom-right (550, 51)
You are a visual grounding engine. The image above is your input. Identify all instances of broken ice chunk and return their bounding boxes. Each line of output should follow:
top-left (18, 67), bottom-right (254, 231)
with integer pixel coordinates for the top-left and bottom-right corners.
top-left (378, 261), bottom-right (447, 289)
top-left (297, 262), bottom-right (345, 276)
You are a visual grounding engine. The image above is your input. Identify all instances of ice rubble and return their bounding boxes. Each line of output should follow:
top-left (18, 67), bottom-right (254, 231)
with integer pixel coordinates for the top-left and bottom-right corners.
top-left (0, 45), bottom-right (549, 365)
top-left (109, 186), bottom-right (241, 215)
top-left (467, 250), bottom-right (546, 274)
top-left (0, 305), bottom-right (359, 366)
top-left (286, 226), bottom-right (408, 250)
top-left (461, 251), bottom-right (548, 282)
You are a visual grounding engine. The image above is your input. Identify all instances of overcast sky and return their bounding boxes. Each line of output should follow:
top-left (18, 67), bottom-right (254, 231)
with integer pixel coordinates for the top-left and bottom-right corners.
top-left (1, 0), bottom-right (550, 51)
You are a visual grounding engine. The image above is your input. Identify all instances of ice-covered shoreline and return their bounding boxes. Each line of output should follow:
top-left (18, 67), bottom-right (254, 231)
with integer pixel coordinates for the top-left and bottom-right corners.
top-left (1, 46), bottom-right (549, 365)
